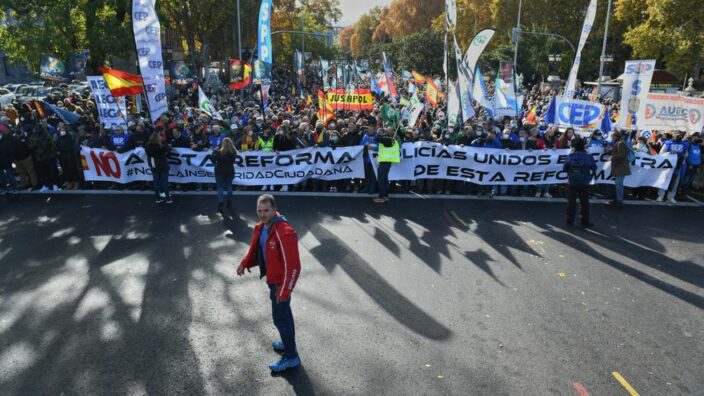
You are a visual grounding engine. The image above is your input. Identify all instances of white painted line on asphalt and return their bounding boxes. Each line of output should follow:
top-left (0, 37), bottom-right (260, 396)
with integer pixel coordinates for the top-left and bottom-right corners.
top-left (8, 189), bottom-right (704, 207)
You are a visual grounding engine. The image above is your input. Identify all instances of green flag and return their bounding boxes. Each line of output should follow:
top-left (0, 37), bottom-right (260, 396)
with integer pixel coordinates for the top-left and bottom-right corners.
top-left (381, 103), bottom-right (400, 128)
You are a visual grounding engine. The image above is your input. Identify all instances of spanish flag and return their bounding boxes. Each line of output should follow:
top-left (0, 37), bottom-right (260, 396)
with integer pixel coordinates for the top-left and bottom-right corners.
top-left (99, 66), bottom-right (144, 97)
top-left (524, 107), bottom-right (537, 124)
top-left (412, 70), bottom-right (425, 85)
top-left (317, 90), bottom-right (335, 125)
top-left (425, 78), bottom-right (439, 107)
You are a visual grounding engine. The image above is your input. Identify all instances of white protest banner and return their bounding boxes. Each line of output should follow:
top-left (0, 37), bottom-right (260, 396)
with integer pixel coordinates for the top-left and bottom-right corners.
top-left (384, 142), bottom-right (676, 189)
top-left (564, 0), bottom-right (598, 98)
top-left (86, 76), bottom-right (127, 129)
top-left (81, 146), bottom-right (365, 185)
top-left (643, 93), bottom-right (704, 134)
top-left (132, 0), bottom-right (168, 122)
top-left (620, 60), bottom-right (656, 130)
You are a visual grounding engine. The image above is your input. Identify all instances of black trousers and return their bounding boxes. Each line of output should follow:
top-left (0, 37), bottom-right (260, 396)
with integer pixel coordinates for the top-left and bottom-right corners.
top-left (566, 184), bottom-right (590, 224)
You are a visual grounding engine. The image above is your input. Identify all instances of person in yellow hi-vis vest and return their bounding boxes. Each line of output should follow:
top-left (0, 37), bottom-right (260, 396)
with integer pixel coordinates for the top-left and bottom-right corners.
top-left (374, 128), bottom-right (401, 203)
top-left (257, 128), bottom-right (275, 191)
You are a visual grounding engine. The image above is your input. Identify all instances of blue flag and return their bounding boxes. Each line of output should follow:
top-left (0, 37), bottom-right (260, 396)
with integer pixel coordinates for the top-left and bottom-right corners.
top-left (44, 102), bottom-right (81, 125)
top-left (601, 109), bottom-right (613, 133)
top-left (257, 0), bottom-right (272, 110)
top-left (544, 96), bottom-right (556, 125)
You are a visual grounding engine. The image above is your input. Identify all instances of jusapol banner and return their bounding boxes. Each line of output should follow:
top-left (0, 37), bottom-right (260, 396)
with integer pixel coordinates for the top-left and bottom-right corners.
top-left (643, 94), bottom-right (704, 134)
top-left (325, 89), bottom-right (374, 111)
top-left (80, 146), bottom-right (365, 185)
top-left (383, 142), bottom-right (677, 189)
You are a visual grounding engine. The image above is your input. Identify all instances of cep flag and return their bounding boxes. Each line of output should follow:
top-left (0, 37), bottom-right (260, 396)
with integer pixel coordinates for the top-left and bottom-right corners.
top-left (99, 66), bottom-right (144, 97)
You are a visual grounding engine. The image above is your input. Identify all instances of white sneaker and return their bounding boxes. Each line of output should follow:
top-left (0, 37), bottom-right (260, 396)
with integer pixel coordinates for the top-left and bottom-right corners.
top-left (39, 186), bottom-right (49, 192)
top-left (52, 185), bottom-right (60, 191)
top-left (535, 192), bottom-right (541, 198)
top-left (668, 197), bottom-right (677, 204)
top-left (281, 185), bottom-right (288, 192)
top-left (544, 192), bottom-right (553, 198)
top-left (261, 186), bottom-right (267, 191)
top-left (656, 196), bottom-right (664, 202)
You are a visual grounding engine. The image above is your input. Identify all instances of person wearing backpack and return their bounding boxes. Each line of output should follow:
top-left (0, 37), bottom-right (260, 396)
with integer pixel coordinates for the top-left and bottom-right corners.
top-left (564, 137), bottom-right (597, 228)
top-left (608, 130), bottom-right (632, 208)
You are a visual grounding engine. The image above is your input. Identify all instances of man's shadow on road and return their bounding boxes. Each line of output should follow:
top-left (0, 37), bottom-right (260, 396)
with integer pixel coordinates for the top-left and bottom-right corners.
top-left (270, 365), bottom-right (317, 396)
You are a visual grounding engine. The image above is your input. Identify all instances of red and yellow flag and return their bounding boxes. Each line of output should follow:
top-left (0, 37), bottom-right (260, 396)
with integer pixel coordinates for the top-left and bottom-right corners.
top-left (412, 70), bottom-right (425, 85)
top-left (99, 66), bottom-right (144, 97)
top-left (425, 78), bottom-right (439, 107)
top-left (229, 62), bottom-right (252, 90)
top-left (317, 90), bottom-right (335, 125)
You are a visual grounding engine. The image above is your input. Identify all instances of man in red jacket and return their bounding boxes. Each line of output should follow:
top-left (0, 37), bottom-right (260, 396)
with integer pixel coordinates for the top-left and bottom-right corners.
top-left (237, 194), bottom-right (302, 372)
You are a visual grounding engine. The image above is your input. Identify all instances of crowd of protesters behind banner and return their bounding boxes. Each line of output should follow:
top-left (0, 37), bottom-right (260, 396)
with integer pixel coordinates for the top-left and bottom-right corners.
top-left (0, 65), bottom-right (702, 205)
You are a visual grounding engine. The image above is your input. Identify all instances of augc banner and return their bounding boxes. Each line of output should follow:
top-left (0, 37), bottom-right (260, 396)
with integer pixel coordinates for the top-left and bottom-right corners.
top-left (643, 93), bottom-right (704, 133)
top-left (81, 146), bottom-right (365, 185)
top-left (384, 142), bottom-right (676, 189)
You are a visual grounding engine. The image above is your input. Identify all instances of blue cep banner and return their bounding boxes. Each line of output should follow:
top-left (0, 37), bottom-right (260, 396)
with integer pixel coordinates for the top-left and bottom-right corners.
top-left (545, 97), bottom-right (609, 131)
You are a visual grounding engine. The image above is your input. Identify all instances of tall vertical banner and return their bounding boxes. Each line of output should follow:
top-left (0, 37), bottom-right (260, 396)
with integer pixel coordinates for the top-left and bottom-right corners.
top-left (295, 50), bottom-right (305, 97)
top-left (454, 34), bottom-right (475, 121)
top-left (564, 0), bottom-right (598, 98)
top-left (257, 0), bottom-right (273, 111)
top-left (463, 29), bottom-right (496, 82)
top-left (132, 0), bottom-right (168, 122)
top-left (87, 76), bottom-right (128, 130)
top-left (620, 60), bottom-right (656, 130)
top-left (445, 0), bottom-right (457, 28)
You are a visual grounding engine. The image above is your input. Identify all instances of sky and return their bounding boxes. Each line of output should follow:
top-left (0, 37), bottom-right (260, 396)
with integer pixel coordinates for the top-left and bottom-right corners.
top-left (337, 0), bottom-right (393, 27)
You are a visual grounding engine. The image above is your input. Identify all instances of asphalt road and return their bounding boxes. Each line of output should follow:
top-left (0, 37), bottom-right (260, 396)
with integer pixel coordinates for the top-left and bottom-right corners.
top-left (0, 193), bottom-right (702, 395)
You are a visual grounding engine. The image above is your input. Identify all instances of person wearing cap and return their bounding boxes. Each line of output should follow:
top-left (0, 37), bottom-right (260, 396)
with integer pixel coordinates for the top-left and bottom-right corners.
top-left (564, 137), bottom-right (596, 228)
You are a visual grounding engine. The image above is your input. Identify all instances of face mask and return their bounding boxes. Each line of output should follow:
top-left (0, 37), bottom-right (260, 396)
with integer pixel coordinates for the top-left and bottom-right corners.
top-left (60, 130), bottom-right (66, 136)
top-left (329, 123), bottom-right (336, 128)
top-left (519, 137), bottom-right (526, 143)
top-left (502, 134), bottom-right (510, 139)
top-left (293, 121), bottom-right (300, 127)
top-left (257, 123), bottom-right (262, 127)
top-left (277, 130), bottom-right (284, 135)
top-left (331, 136), bottom-right (339, 143)
top-left (444, 134), bottom-right (450, 139)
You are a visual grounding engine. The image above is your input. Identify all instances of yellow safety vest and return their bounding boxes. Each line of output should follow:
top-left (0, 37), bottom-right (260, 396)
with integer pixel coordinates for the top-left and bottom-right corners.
top-left (258, 136), bottom-right (274, 152)
top-left (378, 140), bottom-right (400, 163)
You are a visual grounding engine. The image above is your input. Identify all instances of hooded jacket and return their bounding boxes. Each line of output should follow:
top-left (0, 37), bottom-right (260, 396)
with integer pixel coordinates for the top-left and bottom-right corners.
top-left (240, 214), bottom-right (301, 300)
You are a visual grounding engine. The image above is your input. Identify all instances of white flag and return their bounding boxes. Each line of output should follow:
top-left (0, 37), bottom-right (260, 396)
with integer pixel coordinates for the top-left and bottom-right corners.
top-left (564, 0), bottom-right (598, 98)
top-left (198, 86), bottom-right (223, 121)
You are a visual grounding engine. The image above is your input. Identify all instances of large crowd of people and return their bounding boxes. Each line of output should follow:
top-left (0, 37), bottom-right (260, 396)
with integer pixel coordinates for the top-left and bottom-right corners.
top-left (0, 66), bottom-right (702, 207)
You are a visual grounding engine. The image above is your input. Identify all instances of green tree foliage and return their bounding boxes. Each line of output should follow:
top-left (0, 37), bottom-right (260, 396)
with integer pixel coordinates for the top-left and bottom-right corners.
top-left (0, 0), bottom-right (132, 74)
top-left (615, 0), bottom-right (704, 79)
